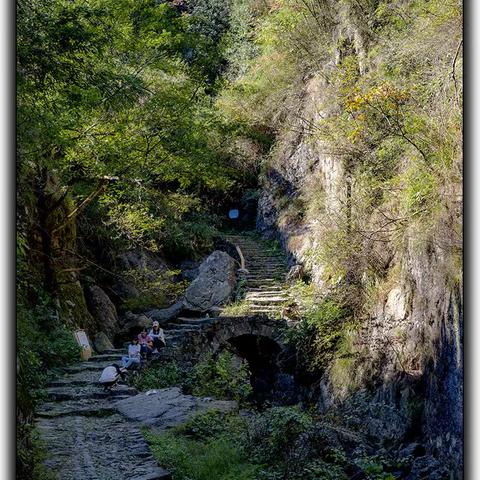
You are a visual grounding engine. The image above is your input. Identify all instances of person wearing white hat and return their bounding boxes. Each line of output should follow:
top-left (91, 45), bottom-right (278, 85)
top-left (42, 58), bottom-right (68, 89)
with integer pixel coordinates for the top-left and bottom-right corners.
top-left (98, 363), bottom-right (127, 391)
top-left (149, 320), bottom-right (166, 353)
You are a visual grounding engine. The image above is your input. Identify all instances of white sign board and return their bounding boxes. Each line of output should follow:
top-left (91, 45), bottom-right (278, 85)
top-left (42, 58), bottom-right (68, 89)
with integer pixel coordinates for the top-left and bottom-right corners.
top-left (74, 330), bottom-right (92, 360)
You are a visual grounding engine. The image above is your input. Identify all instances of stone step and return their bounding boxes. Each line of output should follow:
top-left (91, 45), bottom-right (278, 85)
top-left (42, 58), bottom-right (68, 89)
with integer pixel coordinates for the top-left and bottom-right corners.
top-left (174, 317), bottom-right (215, 325)
top-left (247, 262), bottom-right (284, 267)
top-left (163, 328), bottom-right (199, 335)
top-left (245, 255), bottom-right (285, 260)
top-left (246, 275), bottom-right (284, 280)
top-left (63, 361), bottom-right (120, 373)
top-left (246, 271), bottom-right (284, 275)
top-left (103, 349), bottom-right (125, 355)
top-left (36, 401), bottom-right (117, 418)
top-left (249, 310), bottom-right (283, 316)
top-left (245, 270), bottom-right (287, 275)
top-left (249, 304), bottom-right (283, 311)
top-left (249, 296), bottom-right (285, 302)
top-left (242, 258), bottom-right (288, 262)
top-left (245, 271), bottom-right (286, 276)
top-left (242, 255), bottom-right (286, 260)
top-left (246, 294), bottom-right (287, 298)
top-left (246, 292), bottom-right (289, 298)
top-left (88, 354), bottom-right (124, 363)
top-left (48, 378), bottom-right (91, 388)
top-left (249, 306), bottom-right (283, 311)
top-left (249, 307), bottom-right (283, 312)
top-left (36, 413), bottom-right (173, 479)
top-left (248, 286), bottom-right (285, 291)
top-left (47, 384), bottom-right (138, 402)
top-left (247, 284), bottom-right (285, 289)
top-left (245, 297), bottom-right (288, 304)
top-left (245, 290), bottom-right (289, 296)
top-left (165, 323), bottom-right (202, 331)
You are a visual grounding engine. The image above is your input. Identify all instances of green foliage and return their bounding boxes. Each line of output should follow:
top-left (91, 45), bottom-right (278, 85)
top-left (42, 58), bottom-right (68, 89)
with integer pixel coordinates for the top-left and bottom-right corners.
top-left (145, 404), bottom-right (411, 480)
top-left (120, 268), bottom-right (187, 312)
top-left (17, 297), bottom-right (80, 389)
top-left (245, 406), bottom-right (314, 465)
top-left (130, 353), bottom-right (252, 404)
top-left (17, 293), bottom-right (80, 478)
top-left (354, 453), bottom-right (403, 480)
top-left (129, 361), bottom-right (186, 392)
top-left (190, 351), bottom-right (253, 404)
top-left (145, 425), bottom-right (259, 480)
top-left (218, 0), bottom-right (462, 309)
top-left (178, 409), bottom-right (246, 441)
top-left (285, 283), bottom-right (354, 373)
top-left (17, 425), bottom-right (57, 480)
top-left (17, 0), bottom-right (246, 264)
top-left (220, 300), bottom-right (252, 317)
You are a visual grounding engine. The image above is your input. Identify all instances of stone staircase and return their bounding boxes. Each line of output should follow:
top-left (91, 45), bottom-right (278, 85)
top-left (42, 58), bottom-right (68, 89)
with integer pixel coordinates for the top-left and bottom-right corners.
top-left (35, 233), bottom-right (293, 478)
top-left (36, 349), bottom-right (172, 480)
top-left (224, 234), bottom-right (291, 317)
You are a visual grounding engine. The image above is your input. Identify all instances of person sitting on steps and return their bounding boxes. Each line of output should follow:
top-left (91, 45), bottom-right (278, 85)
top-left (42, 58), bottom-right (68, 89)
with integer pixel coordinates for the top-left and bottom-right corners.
top-left (138, 328), bottom-right (154, 359)
top-left (148, 320), bottom-right (166, 353)
top-left (99, 363), bottom-right (127, 391)
top-left (122, 336), bottom-right (142, 369)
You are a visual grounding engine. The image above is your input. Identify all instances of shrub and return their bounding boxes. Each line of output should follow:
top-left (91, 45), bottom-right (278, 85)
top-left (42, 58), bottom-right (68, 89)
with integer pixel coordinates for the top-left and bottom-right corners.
top-left (129, 362), bottom-right (186, 392)
top-left (17, 296), bottom-right (80, 479)
top-left (178, 409), bottom-right (246, 440)
top-left (245, 405), bottom-right (314, 465)
top-left (144, 416), bottom-right (260, 480)
top-left (285, 289), bottom-right (352, 373)
top-left (190, 351), bottom-right (252, 404)
top-left (130, 353), bottom-right (252, 404)
top-left (17, 425), bottom-right (57, 480)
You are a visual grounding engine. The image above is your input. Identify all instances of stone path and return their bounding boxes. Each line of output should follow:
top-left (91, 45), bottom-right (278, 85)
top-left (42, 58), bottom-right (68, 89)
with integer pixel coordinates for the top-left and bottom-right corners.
top-left (224, 234), bottom-right (290, 317)
top-left (36, 348), bottom-right (236, 479)
top-left (37, 349), bottom-right (171, 480)
top-left (36, 233), bottom-right (292, 478)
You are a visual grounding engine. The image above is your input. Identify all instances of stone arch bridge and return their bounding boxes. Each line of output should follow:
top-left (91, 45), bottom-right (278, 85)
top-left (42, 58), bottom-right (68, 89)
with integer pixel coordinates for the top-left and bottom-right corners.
top-left (173, 315), bottom-right (289, 363)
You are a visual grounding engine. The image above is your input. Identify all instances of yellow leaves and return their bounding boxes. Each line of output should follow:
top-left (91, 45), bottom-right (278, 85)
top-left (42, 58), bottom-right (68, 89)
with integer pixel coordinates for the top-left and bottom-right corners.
top-left (348, 125), bottom-right (363, 143)
top-left (346, 83), bottom-right (409, 114)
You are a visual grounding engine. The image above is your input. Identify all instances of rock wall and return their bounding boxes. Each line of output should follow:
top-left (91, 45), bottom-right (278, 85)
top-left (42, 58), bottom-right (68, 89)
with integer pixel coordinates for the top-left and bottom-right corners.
top-left (256, 74), bottom-right (463, 476)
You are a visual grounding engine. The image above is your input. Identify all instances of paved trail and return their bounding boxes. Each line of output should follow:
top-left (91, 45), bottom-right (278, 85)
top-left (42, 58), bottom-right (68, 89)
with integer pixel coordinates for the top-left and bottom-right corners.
top-left (36, 350), bottom-right (172, 480)
top-left (224, 234), bottom-right (291, 317)
top-left (36, 233), bottom-right (291, 479)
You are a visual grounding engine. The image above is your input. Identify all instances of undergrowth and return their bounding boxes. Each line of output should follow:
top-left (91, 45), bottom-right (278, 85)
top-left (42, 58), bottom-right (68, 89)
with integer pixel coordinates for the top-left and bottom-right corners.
top-left (144, 407), bottom-right (411, 480)
top-left (129, 351), bottom-right (252, 404)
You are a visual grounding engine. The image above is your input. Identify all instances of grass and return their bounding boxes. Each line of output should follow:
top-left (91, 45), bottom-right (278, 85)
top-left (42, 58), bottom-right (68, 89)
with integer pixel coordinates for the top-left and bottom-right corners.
top-left (220, 300), bottom-right (252, 317)
top-left (146, 432), bottom-right (259, 480)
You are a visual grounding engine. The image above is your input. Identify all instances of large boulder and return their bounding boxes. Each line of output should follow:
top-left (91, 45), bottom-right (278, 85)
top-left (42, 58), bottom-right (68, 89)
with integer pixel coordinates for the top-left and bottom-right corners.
top-left (121, 312), bottom-right (152, 335)
top-left (114, 387), bottom-right (237, 429)
top-left (84, 285), bottom-right (120, 341)
top-left (145, 301), bottom-right (184, 325)
top-left (183, 251), bottom-right (237, 312)
top-left (93, 331), bottom-right (114, 353)
top-left (179, 259), bottom-right (201, 282)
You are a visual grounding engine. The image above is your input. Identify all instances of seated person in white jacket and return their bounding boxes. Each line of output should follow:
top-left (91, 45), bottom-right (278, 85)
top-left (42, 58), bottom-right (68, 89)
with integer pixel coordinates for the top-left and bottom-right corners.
top-left (98, 364), bottom-right (126, 390)
top-left (148, 321), bottom-right (166, 353)
top-left (122, 336), bottom-right (142, 369)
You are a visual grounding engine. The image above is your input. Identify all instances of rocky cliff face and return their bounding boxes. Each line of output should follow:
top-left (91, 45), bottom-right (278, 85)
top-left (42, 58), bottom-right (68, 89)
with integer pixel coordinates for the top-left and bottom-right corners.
top-left (256, 72), bottom-right (463, 475)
